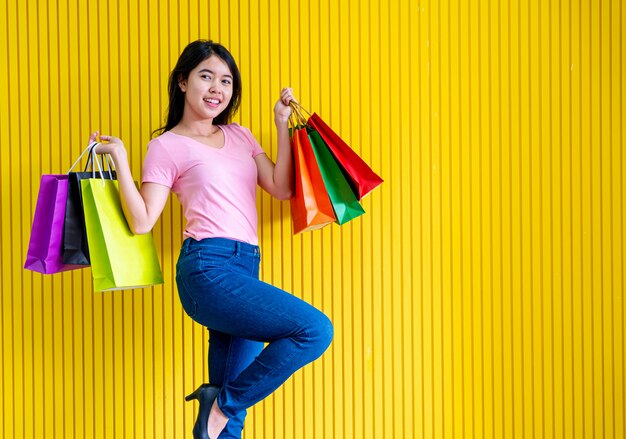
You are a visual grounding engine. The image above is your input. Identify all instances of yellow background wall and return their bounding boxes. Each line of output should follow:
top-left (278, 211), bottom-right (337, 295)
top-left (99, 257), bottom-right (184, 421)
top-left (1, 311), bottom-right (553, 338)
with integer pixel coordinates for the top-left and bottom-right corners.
top-left (1, 0), bottom-right (624, 438)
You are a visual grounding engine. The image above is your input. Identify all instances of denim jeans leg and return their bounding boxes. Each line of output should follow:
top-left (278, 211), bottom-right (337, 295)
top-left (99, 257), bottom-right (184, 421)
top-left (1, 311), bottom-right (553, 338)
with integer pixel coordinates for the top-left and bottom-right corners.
top-left (208, 330), bottom-right (263, 439)
top-left (176, 238), bottom-right (333, 422)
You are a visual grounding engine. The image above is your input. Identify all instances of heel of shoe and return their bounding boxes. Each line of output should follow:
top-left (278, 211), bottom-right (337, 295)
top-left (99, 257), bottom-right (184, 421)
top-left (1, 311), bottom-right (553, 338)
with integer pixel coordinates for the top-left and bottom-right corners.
top-left (187, 384), bottom-right (220, 439)
top-left (185, 383), bottom-right (210, 401)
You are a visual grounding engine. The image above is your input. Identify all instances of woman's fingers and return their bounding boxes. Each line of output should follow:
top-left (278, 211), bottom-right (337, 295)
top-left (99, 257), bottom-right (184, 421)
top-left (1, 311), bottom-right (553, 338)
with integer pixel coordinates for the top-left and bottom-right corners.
top-left (87, 133), bottom-right (122, 155)
top-left (281, 87), bottom-right (296, 106)
top-left (88, 131), bottom-right (119, 145)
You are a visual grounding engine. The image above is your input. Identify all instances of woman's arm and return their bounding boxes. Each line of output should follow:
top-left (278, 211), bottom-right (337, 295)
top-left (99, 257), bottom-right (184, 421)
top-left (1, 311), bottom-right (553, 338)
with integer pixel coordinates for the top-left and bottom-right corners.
top-left (255, 88), bottom-right (295, 200)
top-left (90, 132), bottom-right (170, 234)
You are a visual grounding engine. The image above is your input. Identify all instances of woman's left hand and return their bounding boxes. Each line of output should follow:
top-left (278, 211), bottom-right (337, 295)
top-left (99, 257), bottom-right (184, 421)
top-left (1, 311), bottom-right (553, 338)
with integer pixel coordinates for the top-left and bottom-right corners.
top-left (274, 87), bottom-right (297, 124)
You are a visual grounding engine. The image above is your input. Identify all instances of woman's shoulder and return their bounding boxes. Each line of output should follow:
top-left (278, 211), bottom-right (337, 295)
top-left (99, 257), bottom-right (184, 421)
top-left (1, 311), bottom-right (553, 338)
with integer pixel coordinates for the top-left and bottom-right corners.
top-left (220, 123), bottom-right (257, 143)
top-left (219, 122), bottom-right (249, 134)
top-left (148, 131), bottom-right (187, 151)
top-left (145, 131), bottom-right (189, 164)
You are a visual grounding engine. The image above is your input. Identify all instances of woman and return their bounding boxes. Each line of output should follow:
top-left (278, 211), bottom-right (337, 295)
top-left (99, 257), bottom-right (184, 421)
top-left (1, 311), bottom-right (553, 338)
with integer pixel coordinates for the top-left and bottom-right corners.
top-left (91, 40), bottom-right (333, 439)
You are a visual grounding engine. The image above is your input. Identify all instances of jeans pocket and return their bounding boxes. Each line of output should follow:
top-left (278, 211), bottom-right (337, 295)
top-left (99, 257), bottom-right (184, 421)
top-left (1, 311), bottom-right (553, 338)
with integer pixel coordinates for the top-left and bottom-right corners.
top-left (198, 246), bottom-right (238, 268)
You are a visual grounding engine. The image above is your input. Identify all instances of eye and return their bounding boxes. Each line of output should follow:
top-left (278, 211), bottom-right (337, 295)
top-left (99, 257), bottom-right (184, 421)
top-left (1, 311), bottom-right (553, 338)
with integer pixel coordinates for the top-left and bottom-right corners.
top-left (200, 74), bottom-right (211, 80)
top-left (222, 79), bottom-right (232, 85)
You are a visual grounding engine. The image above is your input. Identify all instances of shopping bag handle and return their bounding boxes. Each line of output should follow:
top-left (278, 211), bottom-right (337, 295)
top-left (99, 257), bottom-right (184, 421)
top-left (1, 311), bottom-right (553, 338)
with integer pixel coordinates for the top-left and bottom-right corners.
top-left (289, 102), bottom-right (308, 128)
top-left (104, 153), bottom-right (116, 173)
top-left (89, 143), bottom-right (116, 185)
top-left (94, 145), bottom-right (116, 178)
top-left (290, 100), bottom-right (310, 115)
top-left (91, 143), bottom-right (105, 185)
top-left (290, 101), bottom-right (311, 119)
top-left (67, 142), bottom-right (98, 174)
top-left (85, 145), bottom-right (99, 173)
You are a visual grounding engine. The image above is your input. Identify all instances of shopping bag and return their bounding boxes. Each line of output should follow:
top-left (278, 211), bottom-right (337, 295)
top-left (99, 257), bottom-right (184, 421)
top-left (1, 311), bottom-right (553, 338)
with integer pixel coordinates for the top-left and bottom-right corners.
top-left (62, 146), bottom-right (116, 265)
top-left (81, 177), bottom-right (163, 291)
top-left (24, 175), bottom-right (86, 274)
top-left (307, 128), bottom-right (365, 225)
top-left (293, 102), bottom-right (383, 200)
top-left (290, 126), bottom-right (336, 234)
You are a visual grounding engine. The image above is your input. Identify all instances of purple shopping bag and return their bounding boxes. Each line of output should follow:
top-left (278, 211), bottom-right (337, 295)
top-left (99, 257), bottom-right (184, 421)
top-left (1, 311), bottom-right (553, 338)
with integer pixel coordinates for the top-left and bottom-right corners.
top-left (24, 174), bottom-right (87, 274)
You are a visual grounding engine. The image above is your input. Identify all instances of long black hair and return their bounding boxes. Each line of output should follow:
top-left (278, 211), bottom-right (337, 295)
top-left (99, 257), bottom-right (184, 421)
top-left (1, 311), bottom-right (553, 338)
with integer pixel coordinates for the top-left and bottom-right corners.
top-left (153, 40), bottom-right (242, 137)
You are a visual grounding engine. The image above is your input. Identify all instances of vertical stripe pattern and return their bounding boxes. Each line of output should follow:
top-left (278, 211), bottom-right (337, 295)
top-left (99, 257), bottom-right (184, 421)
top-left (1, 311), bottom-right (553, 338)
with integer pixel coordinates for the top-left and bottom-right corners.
top-left (0, 0), bottom-right (624, 437)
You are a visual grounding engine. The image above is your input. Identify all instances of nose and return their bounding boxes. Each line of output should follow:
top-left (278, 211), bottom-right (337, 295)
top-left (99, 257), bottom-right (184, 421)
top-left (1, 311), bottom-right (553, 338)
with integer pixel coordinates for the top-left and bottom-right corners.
top-left (209, 80), bottom-right (222, 94)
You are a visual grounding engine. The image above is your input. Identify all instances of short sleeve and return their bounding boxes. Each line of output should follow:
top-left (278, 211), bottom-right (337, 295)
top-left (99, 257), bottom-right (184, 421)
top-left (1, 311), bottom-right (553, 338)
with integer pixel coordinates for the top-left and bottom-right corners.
top-left (141, 137), bottom-right (178, 188)
top-left (233, 124), bottom-right (265, 157)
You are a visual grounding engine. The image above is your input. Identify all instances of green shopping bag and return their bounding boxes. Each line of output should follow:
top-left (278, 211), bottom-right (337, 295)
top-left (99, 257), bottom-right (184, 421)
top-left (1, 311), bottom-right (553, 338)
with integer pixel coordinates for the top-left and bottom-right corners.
top-left (307, 128), bottom-right (365, 225)
top-left (81, 178), bottom-right (163, 291)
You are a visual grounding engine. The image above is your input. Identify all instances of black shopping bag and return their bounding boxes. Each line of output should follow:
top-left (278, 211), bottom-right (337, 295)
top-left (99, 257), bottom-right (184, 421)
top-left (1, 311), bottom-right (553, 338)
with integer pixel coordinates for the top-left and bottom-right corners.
top-left (62, 144), bottom-right (116, 265)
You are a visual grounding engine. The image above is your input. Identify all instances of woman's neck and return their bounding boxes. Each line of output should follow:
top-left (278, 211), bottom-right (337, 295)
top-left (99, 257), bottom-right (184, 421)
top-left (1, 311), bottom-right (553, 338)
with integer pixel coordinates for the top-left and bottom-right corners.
top-left (173, 119), bottom-right (220, 137)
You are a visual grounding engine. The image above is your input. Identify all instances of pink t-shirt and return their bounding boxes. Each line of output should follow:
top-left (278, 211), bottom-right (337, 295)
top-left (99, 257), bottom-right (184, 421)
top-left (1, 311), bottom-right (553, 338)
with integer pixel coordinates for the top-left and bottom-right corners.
top-left (141, 123), bottom-right (265, 245)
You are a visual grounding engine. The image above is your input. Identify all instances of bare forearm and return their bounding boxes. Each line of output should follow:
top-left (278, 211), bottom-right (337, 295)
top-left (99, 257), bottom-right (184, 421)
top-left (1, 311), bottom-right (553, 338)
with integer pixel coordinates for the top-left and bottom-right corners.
top-left (272, 119), bottom-right (294, 198)
top-left (109, 149), bottom-right (150, 233)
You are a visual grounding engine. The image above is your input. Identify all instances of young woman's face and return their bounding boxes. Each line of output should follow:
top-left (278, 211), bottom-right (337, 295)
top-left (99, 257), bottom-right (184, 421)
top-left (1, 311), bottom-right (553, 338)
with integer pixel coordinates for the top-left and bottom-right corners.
top-left (179, 55), bottom-right (234, 122)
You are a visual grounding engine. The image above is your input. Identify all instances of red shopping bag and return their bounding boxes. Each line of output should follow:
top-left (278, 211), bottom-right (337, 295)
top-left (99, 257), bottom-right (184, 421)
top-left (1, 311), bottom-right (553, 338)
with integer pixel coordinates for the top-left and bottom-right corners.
top-left (290, 126), bottom-right (336, 234)
top-left (306, 111), bottom-right (383, 200)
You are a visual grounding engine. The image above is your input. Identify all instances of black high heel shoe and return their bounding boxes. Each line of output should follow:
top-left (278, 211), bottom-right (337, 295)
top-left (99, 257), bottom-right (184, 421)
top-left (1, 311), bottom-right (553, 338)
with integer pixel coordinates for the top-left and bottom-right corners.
top-left (186, 384), bottom-right (220, 439)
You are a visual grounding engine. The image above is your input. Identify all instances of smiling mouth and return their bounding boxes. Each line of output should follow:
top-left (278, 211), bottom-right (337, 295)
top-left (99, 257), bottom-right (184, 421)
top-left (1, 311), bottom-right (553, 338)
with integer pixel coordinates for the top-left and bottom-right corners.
top-left (204, 98), bottom-right (220, 105)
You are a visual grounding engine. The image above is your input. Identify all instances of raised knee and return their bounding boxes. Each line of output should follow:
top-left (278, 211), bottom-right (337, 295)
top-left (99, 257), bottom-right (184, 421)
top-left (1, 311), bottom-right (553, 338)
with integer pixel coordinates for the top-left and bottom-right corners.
top-left (318, 314), bottom-right (334, 348)
top-left (305, 312), bottom-right (334, 358)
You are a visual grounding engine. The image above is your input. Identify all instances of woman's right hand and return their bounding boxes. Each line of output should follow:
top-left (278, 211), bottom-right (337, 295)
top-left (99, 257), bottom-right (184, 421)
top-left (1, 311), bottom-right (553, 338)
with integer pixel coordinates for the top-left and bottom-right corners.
top-left (85, 130), bottom-right (169, 235)
top-left (88, 131), bottom-right (127, 159)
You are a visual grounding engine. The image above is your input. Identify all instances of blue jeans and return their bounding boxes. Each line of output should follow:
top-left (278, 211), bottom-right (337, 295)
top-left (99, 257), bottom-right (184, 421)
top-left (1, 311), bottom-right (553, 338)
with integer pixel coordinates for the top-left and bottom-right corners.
top-left (176, 238), bottom-right (334, 438)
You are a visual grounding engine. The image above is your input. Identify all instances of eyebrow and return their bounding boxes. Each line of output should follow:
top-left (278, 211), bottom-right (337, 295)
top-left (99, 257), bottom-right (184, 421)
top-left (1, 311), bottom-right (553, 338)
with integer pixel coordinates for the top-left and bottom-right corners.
top-left (198, 68), bottom-right (233, 79)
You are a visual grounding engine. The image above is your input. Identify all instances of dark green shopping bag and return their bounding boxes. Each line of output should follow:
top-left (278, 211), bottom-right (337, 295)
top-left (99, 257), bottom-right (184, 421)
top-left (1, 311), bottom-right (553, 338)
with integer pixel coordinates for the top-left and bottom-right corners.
top-left (307, 128), bottom-right (365, 225)
top-left (81, 178), bottom-right (163, 291)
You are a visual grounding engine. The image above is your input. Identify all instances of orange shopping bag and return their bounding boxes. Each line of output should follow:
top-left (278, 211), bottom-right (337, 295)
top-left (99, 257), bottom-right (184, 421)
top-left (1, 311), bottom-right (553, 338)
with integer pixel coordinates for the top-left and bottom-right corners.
top-left (290, 125), bottom-right (336, 234)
